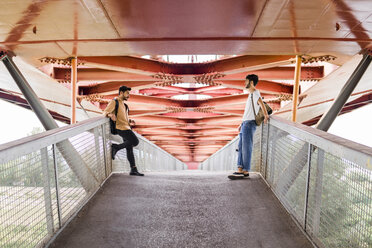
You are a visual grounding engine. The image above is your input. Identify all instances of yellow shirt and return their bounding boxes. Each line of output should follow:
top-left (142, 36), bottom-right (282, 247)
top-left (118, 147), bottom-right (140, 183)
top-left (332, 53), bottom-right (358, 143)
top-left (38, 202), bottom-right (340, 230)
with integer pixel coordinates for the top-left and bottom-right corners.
top-left (103, 98), bottom-right (131, 130)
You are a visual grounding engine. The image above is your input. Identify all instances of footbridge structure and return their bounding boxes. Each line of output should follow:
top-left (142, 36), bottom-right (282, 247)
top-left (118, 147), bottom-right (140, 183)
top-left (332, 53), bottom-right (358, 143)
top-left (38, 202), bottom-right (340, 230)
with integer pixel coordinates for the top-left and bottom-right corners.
top-left (0, 0), bottom-right (372, 247)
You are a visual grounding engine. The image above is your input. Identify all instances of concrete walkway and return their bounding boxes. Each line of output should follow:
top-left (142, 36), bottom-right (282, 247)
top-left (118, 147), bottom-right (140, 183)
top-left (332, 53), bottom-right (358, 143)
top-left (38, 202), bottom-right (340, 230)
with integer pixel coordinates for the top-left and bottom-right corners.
top-left (50, 171), bottom-right (313, 248)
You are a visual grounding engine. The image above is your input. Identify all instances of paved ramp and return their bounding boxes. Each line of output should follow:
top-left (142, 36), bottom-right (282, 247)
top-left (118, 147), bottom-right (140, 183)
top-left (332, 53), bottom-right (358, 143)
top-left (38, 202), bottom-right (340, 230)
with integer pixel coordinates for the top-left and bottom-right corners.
top-left (50, 171), bottom-right (313, 248)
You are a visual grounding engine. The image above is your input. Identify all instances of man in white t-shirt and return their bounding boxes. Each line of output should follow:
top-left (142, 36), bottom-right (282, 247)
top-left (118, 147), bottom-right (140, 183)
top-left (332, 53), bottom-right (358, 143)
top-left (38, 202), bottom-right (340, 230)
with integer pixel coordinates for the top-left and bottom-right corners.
top-left (234, 74), bottom-right (269, 177)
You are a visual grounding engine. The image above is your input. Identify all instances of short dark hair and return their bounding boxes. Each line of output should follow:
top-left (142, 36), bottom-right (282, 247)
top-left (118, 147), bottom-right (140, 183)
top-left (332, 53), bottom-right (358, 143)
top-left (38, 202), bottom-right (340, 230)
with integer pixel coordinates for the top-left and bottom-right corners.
top-left (246, 74), bottom-right (259, 86)
top-left (118, 85), bottom-right (131, 95)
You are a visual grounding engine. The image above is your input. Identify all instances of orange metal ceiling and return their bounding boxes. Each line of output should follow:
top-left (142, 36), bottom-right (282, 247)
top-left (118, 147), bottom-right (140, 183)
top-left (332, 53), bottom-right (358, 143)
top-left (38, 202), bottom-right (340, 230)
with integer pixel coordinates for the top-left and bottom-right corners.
top-left (0, 0), bottom-right (371, 163)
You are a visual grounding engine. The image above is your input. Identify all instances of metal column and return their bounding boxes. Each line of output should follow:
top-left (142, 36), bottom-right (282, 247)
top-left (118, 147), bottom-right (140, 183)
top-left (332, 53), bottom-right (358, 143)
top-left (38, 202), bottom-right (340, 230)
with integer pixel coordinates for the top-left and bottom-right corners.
top-left (316, 54), bottom-right (372, 131)
top-left (292, 55), bottom-right (301, 122)
top-left (71, 57), bottom-right (77, 124)
top-left (1, 52), bottom-right (59, 130)
top-left (0, 53), bottom-right (99, 192)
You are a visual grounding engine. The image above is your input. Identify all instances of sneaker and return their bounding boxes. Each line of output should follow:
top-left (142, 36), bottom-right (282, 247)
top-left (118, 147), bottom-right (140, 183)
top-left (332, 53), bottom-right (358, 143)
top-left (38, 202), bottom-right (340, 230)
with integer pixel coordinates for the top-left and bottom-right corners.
top-left (111, 144), bottom-right (118, 160)
top-left (243, 172), bottom-right (249, 177)
top-left (233, 172), bottom-right (244, 175)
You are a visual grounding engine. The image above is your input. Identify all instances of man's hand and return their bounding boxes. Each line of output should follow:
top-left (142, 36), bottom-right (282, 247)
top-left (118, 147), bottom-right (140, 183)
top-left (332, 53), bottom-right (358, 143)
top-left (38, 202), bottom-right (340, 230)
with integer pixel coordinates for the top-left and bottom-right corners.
top-left (129, 119), bottom-right (136, 127)
top-left (238, 124), bottom-right (241, 132)
top-left (108, 114), bottom-right (116, 121)
top-left (264, 115), bottom-right (269, 124)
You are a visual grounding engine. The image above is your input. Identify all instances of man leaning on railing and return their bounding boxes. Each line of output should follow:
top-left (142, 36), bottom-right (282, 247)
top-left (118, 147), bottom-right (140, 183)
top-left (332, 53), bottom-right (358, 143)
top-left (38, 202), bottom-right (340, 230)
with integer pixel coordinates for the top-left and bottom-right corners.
top-left (103, 85), bottom-right (144, 176)
top-left (228, 74), bottom-right (269, 180)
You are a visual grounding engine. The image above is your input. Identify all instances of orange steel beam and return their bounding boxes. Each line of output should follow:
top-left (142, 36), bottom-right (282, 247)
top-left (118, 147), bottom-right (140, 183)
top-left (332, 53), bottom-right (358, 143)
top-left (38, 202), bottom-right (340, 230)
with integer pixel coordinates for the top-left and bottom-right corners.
top-left (79, 56), bottom-right (161, 75)
top-left (53, 68), bottom-right (157, 82)
top-left (71, 57), bottom-right (77, 124)
top-left (214, 103), bottom-right (246, 110)
top-left (139, 128), bottom-right (238, 136)
top-left (78, 55), bottom-right (295, 75)
top-left (140, 129), bottom-right (190, 134)
top-left (131, 123), bottom-right (176, 128)
top-left (163, 112), bottom-right (221, 119)
top-left (213, 110), bottom-right (244, 116)
top-left (148, 135), bottom-right (235, 140)
top-left (138, 129), bottom-right (189, 135)
top-left (139, 88), bottom-right (189, 96)
top-left (197, 115), bottom-right (242, 124)
top-left (194, 86), bottom-right (224, 93)
top-left (128, 110), bottom-right (167, 116)
top-left (220, 66), bottom-right (324, 80)
top-left (196, 88), bottom-right (243, 95)
top-left (130, 111), bottom-right (170, 118)
top-left (217, 80), bottom-right (294, 93)
top-left (133, 115), bottom-right (186, 124)
top-left (205, 94), bottom-right (248, 107)
top-left (3, 37), bottom-right (372, 47)
top-left (147, 136), bottom-right (190, 141)
top-left (80, 81), bottom-right (159, 94)
top-left (209, 55), bottom-right (296, 75)
top-left (292, 55), bottom-right (302, 122)
top-left (195, 129), bottom-right (238, 136)
top-left (118, 94), bottom-right (178, 107)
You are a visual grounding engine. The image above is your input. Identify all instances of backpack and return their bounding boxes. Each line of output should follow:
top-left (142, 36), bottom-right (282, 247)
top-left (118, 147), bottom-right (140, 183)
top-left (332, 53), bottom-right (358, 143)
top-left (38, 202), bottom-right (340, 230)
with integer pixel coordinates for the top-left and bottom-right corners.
top-left (109, 100), bottom-right (130, 134)
top-left (109, 99), bottom-right (119, 134)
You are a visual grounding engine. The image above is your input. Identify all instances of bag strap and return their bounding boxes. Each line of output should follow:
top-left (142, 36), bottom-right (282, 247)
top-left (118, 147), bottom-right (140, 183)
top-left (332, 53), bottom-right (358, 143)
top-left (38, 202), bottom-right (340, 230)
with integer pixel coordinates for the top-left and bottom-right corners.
top-left (251, 93), bottom-right (258, 118)
top-left (123, 102), bottom-right (129, 115)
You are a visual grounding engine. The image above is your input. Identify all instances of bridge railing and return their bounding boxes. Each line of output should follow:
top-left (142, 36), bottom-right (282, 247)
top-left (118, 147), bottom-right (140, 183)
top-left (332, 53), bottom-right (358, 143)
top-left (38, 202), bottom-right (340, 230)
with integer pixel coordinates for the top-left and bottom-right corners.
top-left (0, 116), bottom-right (185, 248)
top-left (200, 116), bottom-right (372, 248)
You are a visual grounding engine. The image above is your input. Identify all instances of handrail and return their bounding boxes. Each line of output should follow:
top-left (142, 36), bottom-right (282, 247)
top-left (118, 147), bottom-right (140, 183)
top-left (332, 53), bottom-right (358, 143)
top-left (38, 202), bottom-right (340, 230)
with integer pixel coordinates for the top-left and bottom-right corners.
top-left (0, 116), bottom-right (108, 164)
top-left (270, 116), bottom-right (372, 170)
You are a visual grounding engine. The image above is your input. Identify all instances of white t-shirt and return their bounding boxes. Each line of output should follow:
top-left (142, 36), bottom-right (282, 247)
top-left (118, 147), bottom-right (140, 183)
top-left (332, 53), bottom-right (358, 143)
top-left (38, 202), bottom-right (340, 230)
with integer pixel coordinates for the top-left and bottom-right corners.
top-left (242, 90), bottom-right (261, 121)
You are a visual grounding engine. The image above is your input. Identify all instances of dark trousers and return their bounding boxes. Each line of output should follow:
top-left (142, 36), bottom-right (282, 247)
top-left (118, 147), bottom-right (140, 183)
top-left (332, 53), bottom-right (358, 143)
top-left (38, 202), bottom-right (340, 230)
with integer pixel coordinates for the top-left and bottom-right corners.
top-left (114, 129), bottom-right (139, 168)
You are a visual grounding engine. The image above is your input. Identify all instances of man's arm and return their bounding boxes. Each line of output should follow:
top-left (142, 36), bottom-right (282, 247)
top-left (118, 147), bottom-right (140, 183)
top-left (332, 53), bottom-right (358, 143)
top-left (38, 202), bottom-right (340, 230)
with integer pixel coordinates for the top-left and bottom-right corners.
top-left (257, 98), bottom-right (269, 124)
top-left (103, 100), bottom-right (116, 120)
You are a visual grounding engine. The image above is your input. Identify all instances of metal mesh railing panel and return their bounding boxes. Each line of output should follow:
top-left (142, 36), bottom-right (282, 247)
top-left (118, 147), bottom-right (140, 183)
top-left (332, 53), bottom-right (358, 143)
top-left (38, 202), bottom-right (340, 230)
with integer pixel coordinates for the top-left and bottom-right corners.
top-left (0, 118), bottom-right (111, 248)
top-left (265, 125), bottom-right (309, 225)
top-left (53, 147), bottom-right (87, 225)
top-left (0, 147), bottom-right (57, 248)
top-left (306, 148), bottom-right (372, 248)
top-left (199, 126), bottom-right (262, 172)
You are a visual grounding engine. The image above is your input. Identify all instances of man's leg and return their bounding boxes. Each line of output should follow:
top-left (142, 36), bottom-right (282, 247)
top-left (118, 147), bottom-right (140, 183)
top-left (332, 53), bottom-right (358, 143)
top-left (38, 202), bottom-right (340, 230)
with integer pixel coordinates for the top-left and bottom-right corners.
top-left (236, 132), bottom-right (243, 173)
top-left (112, 129), bottom-right (138, 158)
top-left (114, 130), bottom-right (143, 176)
top-left (241, 121), bottom-right (256, 175)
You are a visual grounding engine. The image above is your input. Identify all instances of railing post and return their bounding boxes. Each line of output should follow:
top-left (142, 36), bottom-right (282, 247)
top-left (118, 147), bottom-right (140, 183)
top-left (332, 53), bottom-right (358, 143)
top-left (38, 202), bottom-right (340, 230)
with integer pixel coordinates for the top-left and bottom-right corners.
top-left (52, 144), bottom-right (62, 228)
top-left (93, 127), bottom-right (104, 181)
top-left (101, 125), bottom-right (109, 178)
top-left (259, 123), bottom-right (264, 177)
top-left (303, 143), bottom-right (313, 230)
top-left (41, 147), bottom-right (55, 235)
top-left (312, 148), bottom-right (324, 236)
top-left (264, 124), bottom-right (270, 180)
top-left (268, 125), bottom-right (277, 184)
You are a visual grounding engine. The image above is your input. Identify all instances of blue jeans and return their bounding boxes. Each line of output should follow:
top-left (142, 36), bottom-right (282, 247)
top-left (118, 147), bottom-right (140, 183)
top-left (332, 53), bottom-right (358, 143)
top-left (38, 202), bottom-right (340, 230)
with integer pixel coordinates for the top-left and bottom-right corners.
top-left (237, 120), bottom-right (256, 171)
